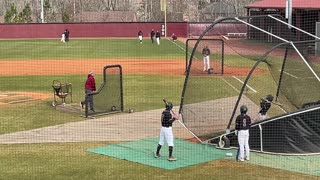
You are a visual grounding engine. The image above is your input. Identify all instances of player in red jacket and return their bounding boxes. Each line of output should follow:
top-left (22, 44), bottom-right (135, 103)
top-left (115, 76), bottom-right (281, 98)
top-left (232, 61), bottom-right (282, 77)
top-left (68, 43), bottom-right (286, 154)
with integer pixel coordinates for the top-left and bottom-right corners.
top-left (81, 71), bottom-right (96, 112)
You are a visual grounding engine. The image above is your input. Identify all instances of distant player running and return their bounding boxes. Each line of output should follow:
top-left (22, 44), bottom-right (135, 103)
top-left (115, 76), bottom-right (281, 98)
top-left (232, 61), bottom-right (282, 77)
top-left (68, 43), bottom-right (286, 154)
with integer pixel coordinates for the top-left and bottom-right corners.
top-left (138, 30), bottom-right (143, 44)
top-left (154, 102), bottom-right (179, 161)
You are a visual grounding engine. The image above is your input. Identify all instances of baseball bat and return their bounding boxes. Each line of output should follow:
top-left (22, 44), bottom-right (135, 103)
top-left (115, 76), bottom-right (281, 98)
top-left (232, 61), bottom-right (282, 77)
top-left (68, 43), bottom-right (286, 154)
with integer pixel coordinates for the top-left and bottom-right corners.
top-left (269, 99), bottom-right (287, 113)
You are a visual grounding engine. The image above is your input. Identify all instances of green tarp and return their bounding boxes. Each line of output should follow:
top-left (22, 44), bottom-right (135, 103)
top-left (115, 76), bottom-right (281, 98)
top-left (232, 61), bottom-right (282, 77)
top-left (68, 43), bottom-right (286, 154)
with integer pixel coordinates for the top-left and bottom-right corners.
top-left (87, 137), bottom-right (228, 170)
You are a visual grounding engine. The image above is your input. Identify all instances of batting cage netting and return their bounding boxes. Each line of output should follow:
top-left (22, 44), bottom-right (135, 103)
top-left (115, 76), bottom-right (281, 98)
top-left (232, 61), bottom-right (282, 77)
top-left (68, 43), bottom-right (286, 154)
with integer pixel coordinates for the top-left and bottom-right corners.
top-left (85, 64), bottom-right (123, 118)
top-left (179, 14), bottom-right (320, 154)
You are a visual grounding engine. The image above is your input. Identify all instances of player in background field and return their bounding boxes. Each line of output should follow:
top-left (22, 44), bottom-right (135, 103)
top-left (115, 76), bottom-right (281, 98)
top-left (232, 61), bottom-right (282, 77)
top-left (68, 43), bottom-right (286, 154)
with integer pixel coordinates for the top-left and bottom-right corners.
top-left (154, 102), bottom-right (179, 161)
top-left (61, 31), bottom-right (65, 43)
top-left (65, 29), bottom-right (70, 42)
top-left (235, 105), bottom-right (251, 162)
top-left (202, 45), bottom-right (211, 72)
top-left (171, 33), bottom-right (177, 41)
top-left (156, 30), bottom-right (161, 45)
top-left (150, 29), bottom-right (155, 43)
top-left (138, 30), bottom-right (143, 44)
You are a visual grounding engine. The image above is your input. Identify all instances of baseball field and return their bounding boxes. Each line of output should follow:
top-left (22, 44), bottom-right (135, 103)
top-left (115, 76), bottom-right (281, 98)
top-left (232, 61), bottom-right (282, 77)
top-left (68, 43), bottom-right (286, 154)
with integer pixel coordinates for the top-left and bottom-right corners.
top-left (0, 37), bottom-right (318, 180)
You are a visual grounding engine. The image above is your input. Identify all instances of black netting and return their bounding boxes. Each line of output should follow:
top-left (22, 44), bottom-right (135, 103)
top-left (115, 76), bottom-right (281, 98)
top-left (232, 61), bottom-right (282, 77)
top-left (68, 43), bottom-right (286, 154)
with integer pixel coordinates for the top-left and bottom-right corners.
top-left (180, 15), bottom-right (320, 142)
top-left (186, 39), bottom-right (224, 75)
top-left (86, 65), bottom-right (123, 117)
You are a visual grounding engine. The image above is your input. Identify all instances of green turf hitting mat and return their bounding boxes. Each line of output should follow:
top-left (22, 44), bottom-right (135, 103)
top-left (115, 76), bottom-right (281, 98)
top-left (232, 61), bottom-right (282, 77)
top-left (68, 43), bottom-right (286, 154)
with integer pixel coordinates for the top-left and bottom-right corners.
top-left (87, 137), bottom-right (228, 170)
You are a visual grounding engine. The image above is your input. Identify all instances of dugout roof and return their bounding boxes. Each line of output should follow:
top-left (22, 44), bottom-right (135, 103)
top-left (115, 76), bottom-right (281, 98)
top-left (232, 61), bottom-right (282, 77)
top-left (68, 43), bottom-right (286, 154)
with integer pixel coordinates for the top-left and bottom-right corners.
top-left (246, 0), bottom-right (320, 10)
top-left (245, 0), bottom-right (320, 41)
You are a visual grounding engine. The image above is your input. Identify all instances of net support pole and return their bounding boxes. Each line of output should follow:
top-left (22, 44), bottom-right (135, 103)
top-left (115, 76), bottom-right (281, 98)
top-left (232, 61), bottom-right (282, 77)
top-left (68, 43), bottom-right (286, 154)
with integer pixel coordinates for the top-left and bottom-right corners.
top-left (235, 17), bottom-right (289, 43)
top-left (177, 117), bottom-right (202, 143)
top-left (276, 46), bottom-right (289, 102)
top-left (290, 42), bottom-right (320, 82)
top-left (268, 15), bottom-right (320, 40)
top-left (285, 0), bottom-right (292, 29)
top-left (40, 0), bottom-right (44, 23)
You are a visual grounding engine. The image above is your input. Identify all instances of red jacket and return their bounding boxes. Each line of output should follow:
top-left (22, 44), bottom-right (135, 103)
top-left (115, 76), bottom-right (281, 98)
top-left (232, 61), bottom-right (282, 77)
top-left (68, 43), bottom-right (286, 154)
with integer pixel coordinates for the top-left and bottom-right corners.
top-left (85, 74), bottom-right (96, 91)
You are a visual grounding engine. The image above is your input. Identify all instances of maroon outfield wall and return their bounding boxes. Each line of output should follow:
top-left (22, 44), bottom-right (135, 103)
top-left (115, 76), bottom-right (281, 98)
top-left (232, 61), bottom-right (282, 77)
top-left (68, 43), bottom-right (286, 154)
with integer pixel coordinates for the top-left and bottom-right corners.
top-left (0, 22), bottom-right (188, 39)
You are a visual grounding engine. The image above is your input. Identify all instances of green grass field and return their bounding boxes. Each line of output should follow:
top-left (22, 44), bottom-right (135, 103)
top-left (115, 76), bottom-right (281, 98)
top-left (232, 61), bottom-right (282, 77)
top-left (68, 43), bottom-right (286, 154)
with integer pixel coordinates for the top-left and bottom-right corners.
top-left (0, 38), bottom-right (318, 179)
top-left (0, 39), bottom-right (185, 60)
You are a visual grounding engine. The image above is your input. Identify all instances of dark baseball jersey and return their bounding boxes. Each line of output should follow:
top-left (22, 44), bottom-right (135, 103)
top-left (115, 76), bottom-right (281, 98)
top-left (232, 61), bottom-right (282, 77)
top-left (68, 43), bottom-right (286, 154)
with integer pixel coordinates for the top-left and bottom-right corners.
top-left (259, 99), bottom-right (271, 115)
top-left (161, 109), bottom-right (174, 127)
top-left (151, 30), bottom-right (155, 37)
top-left (156, 32), bottom-right (161, 38)
top-left (202, 47), bottom-right (210, 56)
top-left (235, 114), bottom-right (251, 131)
top-left (138, 31), bottom-right (143, 36)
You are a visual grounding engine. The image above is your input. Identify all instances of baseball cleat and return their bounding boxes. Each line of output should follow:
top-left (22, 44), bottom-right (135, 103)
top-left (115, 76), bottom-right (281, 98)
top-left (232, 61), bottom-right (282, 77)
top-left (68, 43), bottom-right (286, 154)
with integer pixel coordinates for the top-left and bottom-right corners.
top-left (245, 157), bottom-right (249, 161)
top-left (154, 153), bottom-right (160, 158)
top-left (80, 102), bottom-right (84, 109)
top-left (168, 156), bottom-right (177, 161)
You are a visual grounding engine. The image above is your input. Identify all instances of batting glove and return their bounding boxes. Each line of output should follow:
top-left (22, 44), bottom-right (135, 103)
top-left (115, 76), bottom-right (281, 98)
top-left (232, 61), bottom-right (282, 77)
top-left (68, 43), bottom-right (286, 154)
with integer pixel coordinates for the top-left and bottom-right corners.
top-left (172, 113), bottom-right (179, 120)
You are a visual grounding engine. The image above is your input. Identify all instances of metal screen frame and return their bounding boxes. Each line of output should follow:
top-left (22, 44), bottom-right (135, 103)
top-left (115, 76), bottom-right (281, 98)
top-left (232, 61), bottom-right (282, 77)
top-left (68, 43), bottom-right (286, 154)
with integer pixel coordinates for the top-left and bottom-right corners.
top-left (185, 38), bottom-right (224, 75)
top-left (85, 64), bottom-right (124, 118)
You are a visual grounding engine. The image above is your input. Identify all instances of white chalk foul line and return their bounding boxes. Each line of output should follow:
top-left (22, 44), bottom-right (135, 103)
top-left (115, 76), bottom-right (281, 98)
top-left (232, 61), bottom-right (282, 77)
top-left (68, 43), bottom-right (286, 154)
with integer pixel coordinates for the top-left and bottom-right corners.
top-left (221, 77), bottom-right (240, 93)
top-left (168, 38), bottom-right (188, 54)
top-left (281, 70), bottom-right (298, 79)
top-left (232, 76), bottom-right (257, 93)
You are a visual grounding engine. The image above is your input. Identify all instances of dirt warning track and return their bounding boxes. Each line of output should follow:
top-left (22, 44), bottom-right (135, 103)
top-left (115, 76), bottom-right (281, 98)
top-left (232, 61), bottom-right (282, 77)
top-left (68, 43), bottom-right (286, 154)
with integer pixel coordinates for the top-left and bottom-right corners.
top-left (0, 59), bottom-right (263, 77)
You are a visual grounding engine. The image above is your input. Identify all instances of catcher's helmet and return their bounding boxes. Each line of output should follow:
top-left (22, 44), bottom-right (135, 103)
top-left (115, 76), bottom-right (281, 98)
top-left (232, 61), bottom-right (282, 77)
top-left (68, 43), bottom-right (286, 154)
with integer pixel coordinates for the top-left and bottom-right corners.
top-left (266, 95), bottom-right (274, 102)
top-left (240, 105), bottom-right (248, 114)
top-left (166, 102), bottom-right (173, 110)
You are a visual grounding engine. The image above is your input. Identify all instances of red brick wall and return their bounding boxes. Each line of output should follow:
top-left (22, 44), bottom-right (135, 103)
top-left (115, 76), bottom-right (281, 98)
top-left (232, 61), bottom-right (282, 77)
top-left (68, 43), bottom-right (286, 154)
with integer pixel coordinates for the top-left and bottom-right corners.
top-left (0, 22), bottom-right (188, 39)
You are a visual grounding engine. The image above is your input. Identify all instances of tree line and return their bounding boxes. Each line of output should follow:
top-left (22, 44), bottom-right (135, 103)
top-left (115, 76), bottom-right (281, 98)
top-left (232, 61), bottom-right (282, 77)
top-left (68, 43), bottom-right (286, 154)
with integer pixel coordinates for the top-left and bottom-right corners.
top-left (1, 0), bottom-right (257, 23)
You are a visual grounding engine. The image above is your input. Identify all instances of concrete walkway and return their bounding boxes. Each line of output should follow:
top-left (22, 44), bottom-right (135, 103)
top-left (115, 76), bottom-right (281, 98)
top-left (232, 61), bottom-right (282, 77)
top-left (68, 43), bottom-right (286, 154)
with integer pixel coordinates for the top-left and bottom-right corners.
top-left (0, 107), bottom-right (193, 144)
top-left (0, 96), bottom-right (260, 144)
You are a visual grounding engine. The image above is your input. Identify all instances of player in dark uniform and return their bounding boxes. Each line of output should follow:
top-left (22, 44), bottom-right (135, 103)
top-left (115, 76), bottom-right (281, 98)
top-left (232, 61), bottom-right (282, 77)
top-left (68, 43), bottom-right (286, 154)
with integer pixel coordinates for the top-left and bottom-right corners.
top-left (235, 105), bottom-right (251, 162)
top-left (257, 95), bottom-right (273, 121)
top-left (138, 30), bottom-right (143, 44)
top-left (155, 30), bottom-right (161, 45)
top-left (150, 29), bottom-right (155, 43)
top-left (65, 29), bottom-right (70, 42)
top-left (154, 102), bottom-right (179, 161)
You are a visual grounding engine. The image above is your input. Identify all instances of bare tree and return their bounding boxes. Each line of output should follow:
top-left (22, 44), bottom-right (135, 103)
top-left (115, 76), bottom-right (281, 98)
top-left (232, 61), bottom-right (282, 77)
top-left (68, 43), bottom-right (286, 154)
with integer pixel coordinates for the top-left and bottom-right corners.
top-left (1, 0), bottom-right (260, 23)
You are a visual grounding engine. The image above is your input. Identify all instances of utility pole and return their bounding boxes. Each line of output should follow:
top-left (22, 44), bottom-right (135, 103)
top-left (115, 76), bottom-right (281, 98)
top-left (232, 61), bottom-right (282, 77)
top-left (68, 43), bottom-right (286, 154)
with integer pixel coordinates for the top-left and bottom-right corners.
top-left (160, 0), bottom-right (167, 37)
top-left (40, 0), bottom-right (44, 23)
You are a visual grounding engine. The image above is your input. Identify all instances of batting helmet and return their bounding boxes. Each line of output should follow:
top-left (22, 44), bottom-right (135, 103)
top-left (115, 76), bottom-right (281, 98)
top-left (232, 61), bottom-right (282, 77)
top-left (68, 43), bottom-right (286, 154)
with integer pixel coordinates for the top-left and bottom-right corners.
top-left (266, 95), bottom-right (274, 102)
top-left (240, 105), bottom-right (248, 114)
top-left (166, 102), bottom-right (173, 110)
